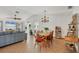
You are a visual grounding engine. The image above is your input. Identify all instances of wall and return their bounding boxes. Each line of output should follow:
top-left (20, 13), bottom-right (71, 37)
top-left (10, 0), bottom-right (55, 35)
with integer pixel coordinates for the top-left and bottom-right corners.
top-left (72, 7), bottom-right (79, 38)
top-left (25, 11), bottom-right (72, 37)
top-left (77, 15), bottom-right (79, 38)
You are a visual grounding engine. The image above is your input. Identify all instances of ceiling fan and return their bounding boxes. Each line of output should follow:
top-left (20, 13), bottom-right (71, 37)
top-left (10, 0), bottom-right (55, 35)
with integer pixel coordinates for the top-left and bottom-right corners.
top-left (6, 11), bottom-right (21, 20)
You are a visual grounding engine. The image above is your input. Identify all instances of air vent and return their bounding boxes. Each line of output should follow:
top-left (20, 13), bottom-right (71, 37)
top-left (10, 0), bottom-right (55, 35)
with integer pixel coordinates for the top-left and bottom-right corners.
top-left (68, 6), bottom-right (73, 9)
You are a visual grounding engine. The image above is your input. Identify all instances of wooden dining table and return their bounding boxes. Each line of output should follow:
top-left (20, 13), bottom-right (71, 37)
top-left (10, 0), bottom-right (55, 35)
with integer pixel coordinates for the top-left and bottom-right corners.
top-left (37, 31), bottom-right (52, 44)
top-left (34, 31), bottom-right (50, 48)
top-left (34, 30), bottom-right (54, 48)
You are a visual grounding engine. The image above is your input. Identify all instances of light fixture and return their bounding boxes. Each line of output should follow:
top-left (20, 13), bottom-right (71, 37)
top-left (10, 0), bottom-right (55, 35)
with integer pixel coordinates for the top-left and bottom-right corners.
top-left (14, 11), bottom-right (21, 20)
top-left (41, 10), bottom-right (49, 23)
top-left (6, 10), bottom-right (21, 20)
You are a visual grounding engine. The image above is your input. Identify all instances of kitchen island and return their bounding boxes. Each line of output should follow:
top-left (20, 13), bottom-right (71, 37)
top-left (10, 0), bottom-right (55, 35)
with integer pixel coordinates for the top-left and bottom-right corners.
top-left (0, 31), bottom-right (26, 47)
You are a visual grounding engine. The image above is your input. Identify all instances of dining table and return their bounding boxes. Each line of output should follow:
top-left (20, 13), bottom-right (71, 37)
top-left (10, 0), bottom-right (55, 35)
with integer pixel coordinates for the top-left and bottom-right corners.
top-left (38, 31), bottom-right (51, 42)
top-left (38, 31), bottom-right (50, 36)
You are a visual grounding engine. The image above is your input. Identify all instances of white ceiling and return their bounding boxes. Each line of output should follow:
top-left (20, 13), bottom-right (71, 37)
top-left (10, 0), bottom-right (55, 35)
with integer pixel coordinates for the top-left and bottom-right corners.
top-left (0, 6), bottom-right (72, 19)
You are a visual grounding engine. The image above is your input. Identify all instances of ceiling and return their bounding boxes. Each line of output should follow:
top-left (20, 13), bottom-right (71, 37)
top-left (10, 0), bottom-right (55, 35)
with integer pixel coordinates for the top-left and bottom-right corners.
top-left (0, 6), bottom-right (73, 19)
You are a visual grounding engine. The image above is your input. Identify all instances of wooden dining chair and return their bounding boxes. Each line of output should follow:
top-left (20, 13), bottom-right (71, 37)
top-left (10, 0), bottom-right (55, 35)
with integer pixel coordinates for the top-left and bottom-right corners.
top-left (46, 31), bottom-right (53, 47)
top-left (50, 31), bottom-right (54, 44)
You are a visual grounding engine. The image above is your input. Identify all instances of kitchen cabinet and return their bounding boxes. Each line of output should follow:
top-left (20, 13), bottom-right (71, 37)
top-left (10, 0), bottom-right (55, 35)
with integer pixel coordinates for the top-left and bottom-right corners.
top-left (0, 32), bottom-right (26, 47)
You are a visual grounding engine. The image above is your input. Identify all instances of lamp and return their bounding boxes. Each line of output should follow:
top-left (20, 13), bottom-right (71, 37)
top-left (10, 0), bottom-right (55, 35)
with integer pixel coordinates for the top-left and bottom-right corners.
top-left (41, 10), bottom-right (49, 23)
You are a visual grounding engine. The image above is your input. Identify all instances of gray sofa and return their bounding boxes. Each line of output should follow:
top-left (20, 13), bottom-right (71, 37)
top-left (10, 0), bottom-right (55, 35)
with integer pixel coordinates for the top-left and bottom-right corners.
top-left (0, 31), bottom-right (26, 47)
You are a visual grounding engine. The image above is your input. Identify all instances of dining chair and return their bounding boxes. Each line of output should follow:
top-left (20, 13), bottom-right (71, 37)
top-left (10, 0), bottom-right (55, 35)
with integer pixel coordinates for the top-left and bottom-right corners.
top-left (50, 31), bottom-right (54, 44)
top-left (33, 34), bottom-right (45, 51)
top-left (46, 31), bottom-right (53, 47)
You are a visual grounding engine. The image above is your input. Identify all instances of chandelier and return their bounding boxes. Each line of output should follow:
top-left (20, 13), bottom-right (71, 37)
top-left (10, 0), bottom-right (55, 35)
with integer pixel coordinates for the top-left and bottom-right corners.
top-left (41, 10), bottom-right (49, 23)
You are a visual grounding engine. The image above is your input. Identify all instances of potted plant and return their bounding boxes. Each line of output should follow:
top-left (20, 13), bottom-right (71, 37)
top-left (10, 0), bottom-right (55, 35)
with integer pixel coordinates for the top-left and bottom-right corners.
top-left (44, 27), bottom-right (49, 32)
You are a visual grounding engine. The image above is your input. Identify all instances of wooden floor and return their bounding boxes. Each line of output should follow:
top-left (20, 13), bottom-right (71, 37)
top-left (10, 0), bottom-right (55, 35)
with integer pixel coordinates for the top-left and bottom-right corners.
top-left (0, 38), bottom-right (76, 53)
